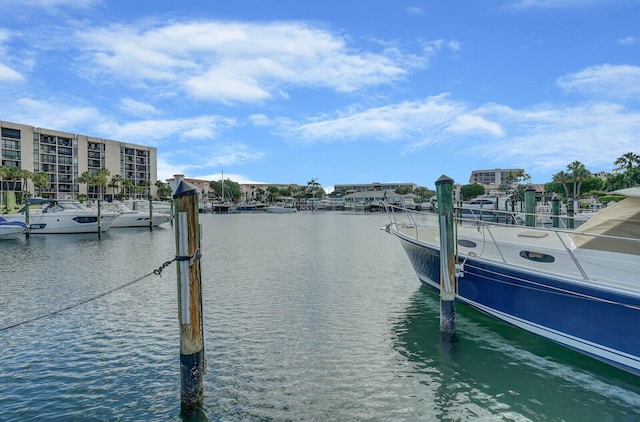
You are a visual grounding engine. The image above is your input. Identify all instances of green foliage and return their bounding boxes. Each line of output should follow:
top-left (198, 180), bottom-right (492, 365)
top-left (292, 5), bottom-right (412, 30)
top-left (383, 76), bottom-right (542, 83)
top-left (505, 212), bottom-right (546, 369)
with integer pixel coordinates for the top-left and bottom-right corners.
top-left (209, 179), bottom-right (241, 201)
top-left (414, 186), bottom-right (435, 201)
top-left (459, 183), bottom-right (485, 200)
top-left (394, 186), bottom-right (412, 195)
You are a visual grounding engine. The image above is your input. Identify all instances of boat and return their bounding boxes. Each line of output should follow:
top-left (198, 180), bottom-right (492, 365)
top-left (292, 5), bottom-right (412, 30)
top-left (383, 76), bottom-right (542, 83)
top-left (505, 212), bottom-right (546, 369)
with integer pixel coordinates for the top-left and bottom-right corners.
top-left (384, 187), bottom-right (640, 376)
top-left (0, 216), bottom-right (27, 240)
top-left (100, 202), bottom-right (171, 228)
top-left (264, 204), bottom-right (297, 213)
top-left (2, 198), bottom-right (120, 234)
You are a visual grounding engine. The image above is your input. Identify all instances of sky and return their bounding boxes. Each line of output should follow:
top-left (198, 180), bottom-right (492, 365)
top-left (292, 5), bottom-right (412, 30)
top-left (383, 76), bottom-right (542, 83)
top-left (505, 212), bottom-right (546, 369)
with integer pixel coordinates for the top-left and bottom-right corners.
top-left (0, 0), bottom-right (639, 192)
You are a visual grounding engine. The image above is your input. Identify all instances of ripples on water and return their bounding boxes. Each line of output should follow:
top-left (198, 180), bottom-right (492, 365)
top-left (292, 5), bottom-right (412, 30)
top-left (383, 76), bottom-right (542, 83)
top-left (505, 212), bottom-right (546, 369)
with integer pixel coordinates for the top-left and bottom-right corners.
top-left (1, 213), bottom-right (639, 421)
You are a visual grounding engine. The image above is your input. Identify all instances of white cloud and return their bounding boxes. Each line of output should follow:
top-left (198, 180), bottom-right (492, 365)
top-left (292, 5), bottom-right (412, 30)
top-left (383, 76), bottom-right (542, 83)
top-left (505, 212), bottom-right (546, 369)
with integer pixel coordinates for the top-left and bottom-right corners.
top-left (119, 98), bottom-right (160, 117)
top-left (0, 63), bottom-right (24, 81)
top-left (72, 20), bottom-right (425, 103)
top-left (406, 6), bottom-right (425, 16)
top-left (283, 94), bottom-right (465, 143)
top-left (446, 114), bottom-right (505, 136)
top-left (557, 64), bottom-right (640, 100)
top-left (618, 36), bottom-right (637, 45)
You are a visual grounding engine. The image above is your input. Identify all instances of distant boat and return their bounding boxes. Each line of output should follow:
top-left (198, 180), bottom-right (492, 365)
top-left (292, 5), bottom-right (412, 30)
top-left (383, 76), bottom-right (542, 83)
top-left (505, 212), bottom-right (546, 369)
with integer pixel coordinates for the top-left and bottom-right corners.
top-left (384, 187), bottom-right (640, 376)
top-left (3, 198), bottom-right (119, 234)
top-left (101, 202), bottom-right (171, 228)
top-left (0, 216), bottom-right (27, 240)
top-left (264, 204), bottom-right (297, 213)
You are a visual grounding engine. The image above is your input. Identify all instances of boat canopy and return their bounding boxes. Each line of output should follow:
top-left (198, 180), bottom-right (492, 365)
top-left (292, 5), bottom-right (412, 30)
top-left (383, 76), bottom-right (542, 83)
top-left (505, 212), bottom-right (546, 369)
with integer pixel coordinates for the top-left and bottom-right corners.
top-left (571, 195), bottom-right (640, 255)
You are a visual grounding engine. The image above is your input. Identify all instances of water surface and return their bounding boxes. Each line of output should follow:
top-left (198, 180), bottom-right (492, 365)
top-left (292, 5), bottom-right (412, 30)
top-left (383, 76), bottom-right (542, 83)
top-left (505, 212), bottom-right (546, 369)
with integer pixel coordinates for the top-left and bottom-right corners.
top-left (1, 212), bottom-right (639, 421)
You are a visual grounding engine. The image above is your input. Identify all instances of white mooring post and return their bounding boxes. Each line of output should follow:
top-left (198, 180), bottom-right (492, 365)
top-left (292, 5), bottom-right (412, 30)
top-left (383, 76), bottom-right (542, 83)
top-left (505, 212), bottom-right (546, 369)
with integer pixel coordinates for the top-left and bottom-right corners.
top-left (172, 175), bottom-right (205, 415)
top-left (435, 175), bottom-right (457, 343)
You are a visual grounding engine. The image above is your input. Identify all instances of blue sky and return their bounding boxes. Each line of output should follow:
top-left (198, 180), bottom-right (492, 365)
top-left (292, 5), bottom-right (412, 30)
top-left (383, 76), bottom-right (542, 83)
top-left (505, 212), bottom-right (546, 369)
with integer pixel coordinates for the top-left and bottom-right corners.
top-left (1, 0), bottom-right (639, 191)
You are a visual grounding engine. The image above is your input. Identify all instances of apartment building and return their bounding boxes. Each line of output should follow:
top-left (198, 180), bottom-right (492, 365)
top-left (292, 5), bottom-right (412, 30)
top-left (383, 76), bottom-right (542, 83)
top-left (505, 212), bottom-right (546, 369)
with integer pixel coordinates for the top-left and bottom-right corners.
top-left (468, 168), bottom-right (524, 193)
top-left (1, 120), bottom-right (157, 200)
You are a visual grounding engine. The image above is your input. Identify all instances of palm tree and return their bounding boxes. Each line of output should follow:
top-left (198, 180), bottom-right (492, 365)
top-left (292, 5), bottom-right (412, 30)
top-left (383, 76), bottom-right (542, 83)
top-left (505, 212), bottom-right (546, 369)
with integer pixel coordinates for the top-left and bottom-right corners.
top-left (306, 178), bottom-right (322, 199)
top-left (32, 172), bottom-right (50, 197)
top-left (567, 161), bottom-right (590, 199)
top-left (109, 174), bottom-right (123, 198)
top-left (77, 171), bottom-right (97, 199)
top-left (552, 171), bottom-right (571, 199)
top-left (95, 167), bottom-right (110, 200)
top-left (614, 152), bottom-right (640, 172)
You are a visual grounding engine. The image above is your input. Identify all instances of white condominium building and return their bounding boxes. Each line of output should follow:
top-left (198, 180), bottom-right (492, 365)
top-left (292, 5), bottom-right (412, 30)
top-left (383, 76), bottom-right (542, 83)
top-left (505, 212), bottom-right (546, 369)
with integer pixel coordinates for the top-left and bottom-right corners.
top-left (1, 120), bottom-right (158, 200)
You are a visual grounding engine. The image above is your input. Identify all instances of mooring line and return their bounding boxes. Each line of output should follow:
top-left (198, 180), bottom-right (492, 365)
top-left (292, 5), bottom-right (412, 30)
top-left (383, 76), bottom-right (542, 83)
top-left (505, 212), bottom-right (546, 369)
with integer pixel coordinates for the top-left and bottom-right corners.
top-left (0, 258), bottom-right (176, 332)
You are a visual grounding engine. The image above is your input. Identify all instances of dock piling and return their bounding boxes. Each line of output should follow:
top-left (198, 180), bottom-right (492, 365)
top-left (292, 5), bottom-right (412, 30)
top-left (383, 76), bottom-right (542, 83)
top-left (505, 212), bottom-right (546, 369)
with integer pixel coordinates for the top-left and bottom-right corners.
top-left (435, 175), bottom-right (456, 342)
top-left (173, 175), bottom-right (205, 415)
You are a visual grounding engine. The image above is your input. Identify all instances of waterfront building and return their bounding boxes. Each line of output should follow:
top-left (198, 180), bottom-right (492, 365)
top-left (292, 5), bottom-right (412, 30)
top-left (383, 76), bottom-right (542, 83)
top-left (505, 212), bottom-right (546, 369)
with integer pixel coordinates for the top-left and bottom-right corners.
top-left (468, 168), bottom-right (524, 193)
top-left (0, 120), bottom-right (157, 201)
top-left (333, 182), bottom-right (416, 194)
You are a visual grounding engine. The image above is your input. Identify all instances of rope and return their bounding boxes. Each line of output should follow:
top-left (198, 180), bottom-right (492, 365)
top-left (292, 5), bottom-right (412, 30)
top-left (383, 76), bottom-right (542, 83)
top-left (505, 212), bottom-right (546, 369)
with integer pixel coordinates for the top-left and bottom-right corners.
top-left (0, 258), bottom-right (176, 332)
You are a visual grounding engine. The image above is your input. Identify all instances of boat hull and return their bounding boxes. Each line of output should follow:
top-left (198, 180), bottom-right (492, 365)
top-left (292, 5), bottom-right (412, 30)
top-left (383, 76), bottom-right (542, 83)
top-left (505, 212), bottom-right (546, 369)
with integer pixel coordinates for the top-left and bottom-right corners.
top-left (0, 223), bottom-right (26, 240)
top-left (395, 233), bottom-right (640, 377)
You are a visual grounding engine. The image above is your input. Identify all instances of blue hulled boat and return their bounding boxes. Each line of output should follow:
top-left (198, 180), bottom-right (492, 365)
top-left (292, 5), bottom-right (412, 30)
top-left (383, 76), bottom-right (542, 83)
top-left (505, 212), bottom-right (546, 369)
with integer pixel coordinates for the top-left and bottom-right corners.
top-left (384, 187), bottom-right (640, 376)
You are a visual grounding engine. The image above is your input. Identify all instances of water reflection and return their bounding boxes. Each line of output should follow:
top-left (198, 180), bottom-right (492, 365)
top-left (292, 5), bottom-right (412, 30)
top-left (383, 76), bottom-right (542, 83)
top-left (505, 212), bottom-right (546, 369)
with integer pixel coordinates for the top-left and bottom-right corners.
top-left (392, 285), bottom-right (640, 420)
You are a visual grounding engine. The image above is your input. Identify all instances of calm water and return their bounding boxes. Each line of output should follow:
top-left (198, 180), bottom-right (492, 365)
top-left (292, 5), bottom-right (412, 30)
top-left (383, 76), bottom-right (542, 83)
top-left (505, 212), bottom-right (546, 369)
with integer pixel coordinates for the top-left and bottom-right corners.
top-left (1, 212), bottom-right (639, 421)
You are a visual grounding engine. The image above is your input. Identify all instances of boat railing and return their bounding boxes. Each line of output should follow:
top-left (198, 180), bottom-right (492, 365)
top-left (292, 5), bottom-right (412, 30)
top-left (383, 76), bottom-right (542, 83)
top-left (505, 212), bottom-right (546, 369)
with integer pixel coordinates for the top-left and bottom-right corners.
top-left (384, 203), bottom-right (640, 282)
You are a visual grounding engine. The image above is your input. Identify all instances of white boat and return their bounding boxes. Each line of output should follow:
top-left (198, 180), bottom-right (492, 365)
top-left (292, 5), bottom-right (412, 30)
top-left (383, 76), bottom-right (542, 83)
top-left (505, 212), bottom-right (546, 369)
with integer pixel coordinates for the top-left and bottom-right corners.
top-left (384, 187), bottom-right (640, 376)
top-left (100, 202), bottom-right (171, 228)
top-left (3, 198), bottom-right (120, 234)
top-left (264, 204), bottom-right (297, 213)
top-left (0, 216), bottom-right (27, 240)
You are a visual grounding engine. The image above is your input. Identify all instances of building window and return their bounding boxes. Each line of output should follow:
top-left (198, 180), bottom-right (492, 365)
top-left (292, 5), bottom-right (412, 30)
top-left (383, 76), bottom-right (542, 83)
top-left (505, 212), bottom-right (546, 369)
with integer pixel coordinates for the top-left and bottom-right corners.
top-left (1, 127), bottom-right (21, 139)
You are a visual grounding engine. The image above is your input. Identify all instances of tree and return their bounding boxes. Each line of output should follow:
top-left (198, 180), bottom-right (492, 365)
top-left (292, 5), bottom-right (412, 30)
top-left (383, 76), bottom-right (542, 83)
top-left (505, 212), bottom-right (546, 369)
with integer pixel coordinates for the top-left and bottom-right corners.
top-left (459, 183), bottom-right (485, 201)
top-left (551, 171), bottom-right (571, 199)
top-left (414, 186), bottom-right (436, 202)
top-left (95, 167), bottom-right (110, 200)
top-left (567, 161), bottom-right (590, 199)
top-left (266, 185), bottom-right (280, 203)
top-left (614, 152), bottom-right (640, 172)
top-left (209, 178), bottom-right (241, 202)
top-left (32, 172), bottom-right (50, 197)
top-left (395, 186), bottom-right (412, 195)
top-left (155, 180), bottom-right (172, 200)
top-left (306, 178), bottom-right (323, 199)
top-left (109, 174), bottom-right (124, 197)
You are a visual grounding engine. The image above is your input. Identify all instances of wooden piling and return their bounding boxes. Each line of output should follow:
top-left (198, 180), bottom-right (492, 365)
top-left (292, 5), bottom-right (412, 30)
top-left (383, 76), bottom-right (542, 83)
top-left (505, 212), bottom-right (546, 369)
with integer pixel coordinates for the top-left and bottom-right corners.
top-left (173, 175), bottom-right (205, 414)
top-left (567, 198), bottom-right (575, 229)
top-left (524, 185), bottom-right (536, 227)
top-left (435, 175), bottom-right (456, 342)
top-left (25, 199), bottom-right (30, 239)
top-left (551, 194), bottom-right (560, 228)
top-left (149, 198), bottom-right (153, 231)
top-left (97, 199), bottom-right (102, 238)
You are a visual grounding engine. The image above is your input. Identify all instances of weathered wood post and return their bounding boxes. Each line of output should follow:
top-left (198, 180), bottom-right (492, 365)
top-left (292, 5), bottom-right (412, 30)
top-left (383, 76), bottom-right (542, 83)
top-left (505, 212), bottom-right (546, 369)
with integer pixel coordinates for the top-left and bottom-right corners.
top-left (436, 175), bottom-right (456, 342)
top-left (149, 197), bottom-right (153, 231)
top-left (97, 199), bottom-right (102, 238)
top-left (567, 198), bottom-right (575, 229)
top-left (24, 199), bottom-right (30, 239)
top-left (524, 185), bottom-right (536, 227)
top-left (551, 194), bottom-right (560, 228)
top-left (173, 175), bottom-right (205, 414)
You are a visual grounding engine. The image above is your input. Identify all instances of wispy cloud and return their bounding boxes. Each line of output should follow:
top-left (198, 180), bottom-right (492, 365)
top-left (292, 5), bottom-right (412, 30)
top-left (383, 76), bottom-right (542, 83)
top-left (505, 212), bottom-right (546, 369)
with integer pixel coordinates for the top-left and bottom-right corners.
top-left (406, 6), bottom-right (425, 16)
top-left (70, 20), bottom-right (426, 104)
top-left (618, 36), bottom-right (637, 45)
top-left (557, 64), bottom-right (640, 100)
top-left (278, 94), bottom-right (639, 175)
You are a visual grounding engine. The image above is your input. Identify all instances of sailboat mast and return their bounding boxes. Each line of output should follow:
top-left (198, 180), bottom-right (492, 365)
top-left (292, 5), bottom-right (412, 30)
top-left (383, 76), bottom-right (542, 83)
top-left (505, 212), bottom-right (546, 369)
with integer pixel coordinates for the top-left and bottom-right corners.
top-left (221, 170), bottom-right (224, 203)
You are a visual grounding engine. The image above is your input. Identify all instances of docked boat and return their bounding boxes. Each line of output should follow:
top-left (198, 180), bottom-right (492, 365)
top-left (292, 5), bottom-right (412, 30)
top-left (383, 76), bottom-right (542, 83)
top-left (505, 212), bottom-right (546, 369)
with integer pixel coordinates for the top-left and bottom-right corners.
top-left (100, 202), bottom-right (171, 228)
top-left (384, 187), bottom-right (640, 376)
top-left (0, 216), bottom-right (27, 240)
top-left (2, 198), bottom-right (120, 234)
top-left (264, 204), bottom-right (297, 213)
